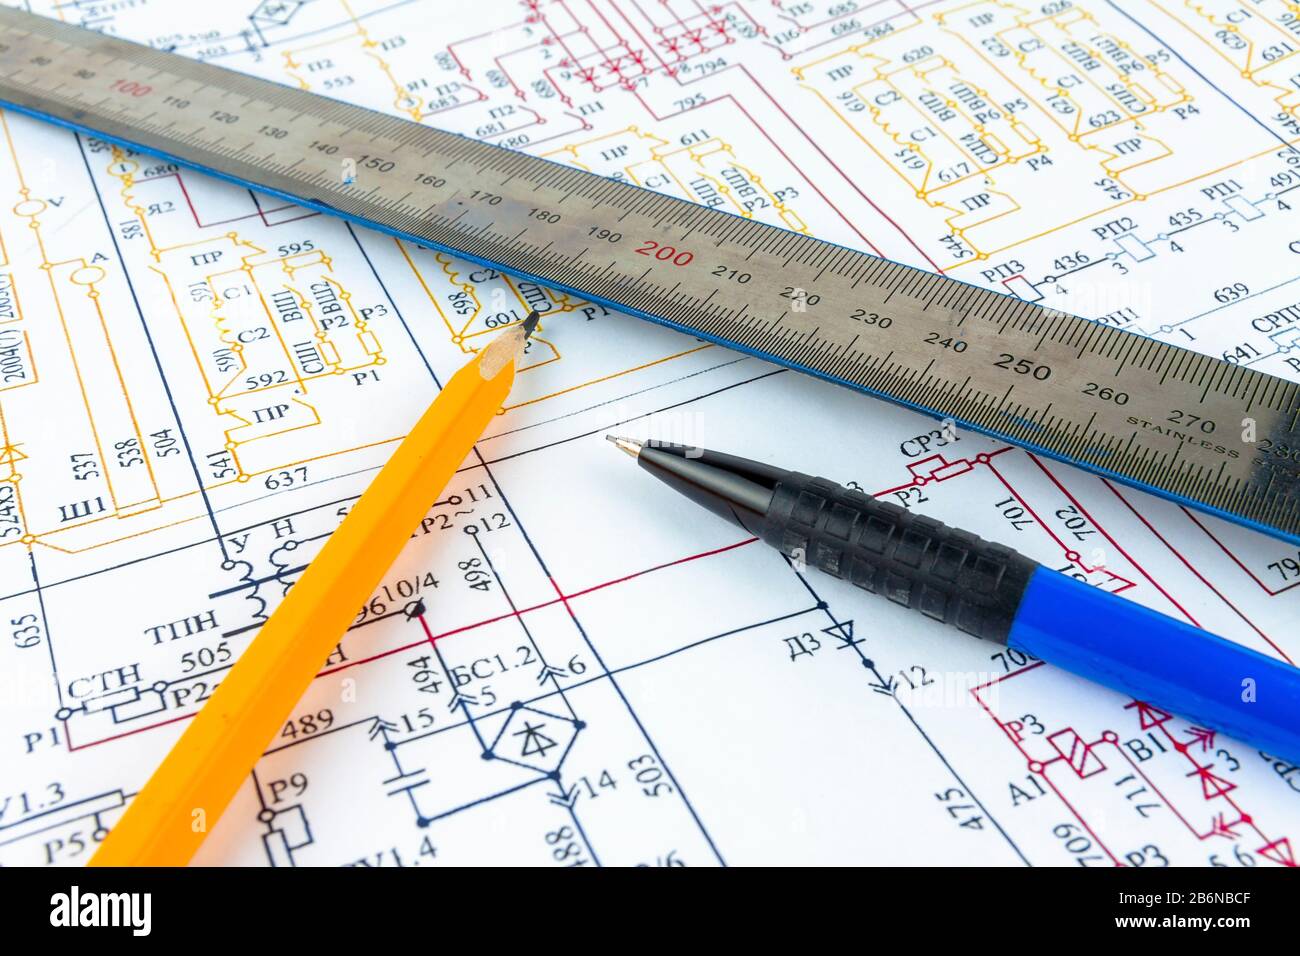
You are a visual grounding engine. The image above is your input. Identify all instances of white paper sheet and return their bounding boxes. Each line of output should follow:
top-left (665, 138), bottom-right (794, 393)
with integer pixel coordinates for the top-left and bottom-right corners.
top-left (0, 0), bottom-right (1297, 867)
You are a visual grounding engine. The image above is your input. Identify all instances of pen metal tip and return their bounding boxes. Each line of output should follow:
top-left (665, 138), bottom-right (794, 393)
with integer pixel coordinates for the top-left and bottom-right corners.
top-left (605, 435), bottom-right (643, 459)
top-left (521, 310), bottom-right (540, 339)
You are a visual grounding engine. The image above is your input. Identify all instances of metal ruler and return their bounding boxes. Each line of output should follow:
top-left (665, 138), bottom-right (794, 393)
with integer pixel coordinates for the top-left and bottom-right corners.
top-left (0, 9), bottom-right (1297, 545)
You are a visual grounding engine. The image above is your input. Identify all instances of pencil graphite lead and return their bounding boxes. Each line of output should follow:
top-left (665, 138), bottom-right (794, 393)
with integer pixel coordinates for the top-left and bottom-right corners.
top-left (522, 310), bottom-right (540, 339)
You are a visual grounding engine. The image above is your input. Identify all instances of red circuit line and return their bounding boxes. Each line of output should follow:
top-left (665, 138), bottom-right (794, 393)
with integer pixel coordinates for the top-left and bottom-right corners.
top-left (973, 670), bottom-right (1256, 864)
top-left (1144, 717), bottom-right (1266, 844)
top-left (735, 62), bottom-right (944, 268)
top-left (137, 170), bottom-right (315, 229)
top-left (454, 4), bottom-right (891, 234)
top-left (489, 18), bottom-right (646, 132)
top-left (1023, 454), bottom-right (1197, 624)
top-left (1179, 507), bottom-right (1300, 598)
top-left (1103, 480), bottom-right (1289, 662)
top-left (970, 658), bottom-right (1045, 694)
top-left (971, 662), bottom-right (1292, 866)
top-left (630, 84), bottom-right (887, 256)
top-left (969, 666), bottom-right (1122, 866)
top-left (64, 536), bottom-right (760, 750)
top-left (604, 0), bottom-right (938, 266)
top-left (872, 445), bottom-right (1014, 497)
top-left (417, 612), bottom-right (438, 647)
top-left (318, 534), bottom-right (758, 673)
top-left (1111, 731), bottom-right (1224, 842)
top-left (544, 12), bottom-right (650, 94)
top-left (65, 710), bottom-right (195, 753)
top-left (445, 16), bottom-right (532, 76)
top-left (541, 6), bottom-right (641, 88)
top-left (1120, 708), bottom-right (1283, 855)
top-left (492, 34), bottom-right (566, 100)
top-left (984, 456), bottom-right (1132, 590)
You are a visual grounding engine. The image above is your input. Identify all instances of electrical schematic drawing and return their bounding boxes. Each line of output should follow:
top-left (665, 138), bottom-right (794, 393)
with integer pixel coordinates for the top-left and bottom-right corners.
top-left (0, 0), bottom-right (1297, 867)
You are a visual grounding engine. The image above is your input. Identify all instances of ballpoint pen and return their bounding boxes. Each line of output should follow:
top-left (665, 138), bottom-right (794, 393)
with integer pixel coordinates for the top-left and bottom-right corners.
top-left (90, 312), bottom-right (540, 866)
top-left (607, 437), bottom-right (1300, 763)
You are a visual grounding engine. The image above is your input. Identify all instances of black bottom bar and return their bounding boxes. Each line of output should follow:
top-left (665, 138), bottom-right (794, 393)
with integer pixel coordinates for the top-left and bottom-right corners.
top-left (1, 863), bottom-right (1283, 941)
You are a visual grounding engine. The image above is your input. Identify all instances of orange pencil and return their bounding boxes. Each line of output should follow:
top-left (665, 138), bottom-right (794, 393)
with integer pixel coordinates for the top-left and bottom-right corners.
top-left (91, 312), bottom-right (539, 866)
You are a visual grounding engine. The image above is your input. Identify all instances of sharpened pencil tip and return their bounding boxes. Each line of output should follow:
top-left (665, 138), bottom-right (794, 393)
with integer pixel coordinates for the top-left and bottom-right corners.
top-left (605, 435), bottom-right (643, 459)
top-left (522, 310), bottom-right (540, 339)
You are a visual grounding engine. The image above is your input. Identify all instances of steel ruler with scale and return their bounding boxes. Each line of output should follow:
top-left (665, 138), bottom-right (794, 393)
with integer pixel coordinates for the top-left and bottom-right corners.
top-left (0, 8), bottom-right (1297, 544)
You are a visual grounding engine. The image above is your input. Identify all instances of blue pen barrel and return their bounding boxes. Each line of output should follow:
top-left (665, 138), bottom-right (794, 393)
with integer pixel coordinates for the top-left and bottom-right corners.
top-left (637, 450), bottom-right (1300, 764)
top-left (1008, 568), bottom-right (1300, 763)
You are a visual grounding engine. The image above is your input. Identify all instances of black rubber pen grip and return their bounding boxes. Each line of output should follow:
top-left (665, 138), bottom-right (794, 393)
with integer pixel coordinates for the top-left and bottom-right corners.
top-left (762, 473), bottom-right (1037, 645)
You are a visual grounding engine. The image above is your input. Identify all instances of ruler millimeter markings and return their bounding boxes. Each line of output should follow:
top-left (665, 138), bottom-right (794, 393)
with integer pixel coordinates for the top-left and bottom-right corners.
top-left (0, 9), bottom-right (1296, 543)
